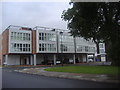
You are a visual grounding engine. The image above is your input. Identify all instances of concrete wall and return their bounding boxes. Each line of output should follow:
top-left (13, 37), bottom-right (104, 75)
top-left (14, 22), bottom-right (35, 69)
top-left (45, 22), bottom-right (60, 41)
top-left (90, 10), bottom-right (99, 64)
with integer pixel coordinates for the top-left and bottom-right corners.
top-left (7, 55), bottom-right (20, 65)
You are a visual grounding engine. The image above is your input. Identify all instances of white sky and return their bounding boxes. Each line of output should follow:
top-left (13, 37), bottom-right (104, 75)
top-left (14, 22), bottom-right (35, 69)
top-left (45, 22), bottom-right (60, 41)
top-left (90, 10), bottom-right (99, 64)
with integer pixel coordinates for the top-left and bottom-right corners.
top-left (0, 0), bottom-right (71, 34)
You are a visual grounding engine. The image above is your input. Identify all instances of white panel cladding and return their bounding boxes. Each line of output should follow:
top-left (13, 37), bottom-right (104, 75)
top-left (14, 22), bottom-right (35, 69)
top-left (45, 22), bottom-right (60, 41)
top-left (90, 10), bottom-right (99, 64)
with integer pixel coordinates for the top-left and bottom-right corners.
top-left (58, 32), bottom-right (75, 53)
top-left (36, 29), bottom-right (57, 53)
top-left (9, 29), bottom-right (32, 53)
top-left (36, 28), bottom-right (96, 54)
top-left (75, 37), bottom-right (96, 54)
top-left (7, 55), bottom-right (20, 65)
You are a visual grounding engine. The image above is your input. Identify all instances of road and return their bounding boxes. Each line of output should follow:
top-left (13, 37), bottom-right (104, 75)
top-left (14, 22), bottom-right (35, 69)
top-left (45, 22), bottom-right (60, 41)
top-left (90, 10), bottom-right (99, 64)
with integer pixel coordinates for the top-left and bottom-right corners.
top-left (2, 67), bottom-right (119, 88)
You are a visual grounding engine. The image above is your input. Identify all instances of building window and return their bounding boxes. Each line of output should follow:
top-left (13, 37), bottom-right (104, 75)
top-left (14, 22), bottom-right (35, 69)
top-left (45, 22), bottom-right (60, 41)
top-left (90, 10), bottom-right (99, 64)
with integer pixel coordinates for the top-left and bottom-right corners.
top-left (23, 44), bottom-right (26, 51)
top-left (99, 43), bottom-right (104, 48)
top-left (44, 33), bottom-right (46, 40)
top-left (28, 44), bottom-right (30, 51)
top-left (20, 33), bottom-right (22, 40)
top-left (44, 44), bottom-right (46, 51)
top-left (42, 33), bottom-right (44, 40)
top-left (17, 44), bottom-right (20, 51)
top-left (77, 45), bottom-right (83, 52)
top-left (20, 44), bottom-right (22, 51)
top-left (26, 33), bottom-right (28, 41)
top-left (10, 43), bottom-right (31, 52)
top-left (39, 43), bottom-right (56, 52)
top-left (11, 32), bottom-right (30, 41)
top-left (85, 46), bottom-right (88, 52)
top-left (42, 43), bottom-right (44, 51)
top-left (28, 34), bottom-right (30, 40)
top-left (39, 33), bottom-right (41, 40)
top-left (11, 32), bottom-right (14, 40)
top-left (39, 32), bottom-right (56, 42)
top-left (17, 32), bottom-right (20, 40)
top-left (100, 49), bottom-right (105, 53)
top-left (23, 33), bottom-right (25, 40)
top-left (14, 32), bottom-right (17, 40)
top-left (39, 44), bottom-right (42, 51)
top-left (48, 44), bottom-right (50, 51)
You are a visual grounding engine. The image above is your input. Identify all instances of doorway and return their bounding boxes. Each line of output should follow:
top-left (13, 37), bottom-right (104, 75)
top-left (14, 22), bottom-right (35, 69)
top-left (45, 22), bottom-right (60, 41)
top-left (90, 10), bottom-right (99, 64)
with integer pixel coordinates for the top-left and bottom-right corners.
top-left (20, 56), bottom-right (30, 65)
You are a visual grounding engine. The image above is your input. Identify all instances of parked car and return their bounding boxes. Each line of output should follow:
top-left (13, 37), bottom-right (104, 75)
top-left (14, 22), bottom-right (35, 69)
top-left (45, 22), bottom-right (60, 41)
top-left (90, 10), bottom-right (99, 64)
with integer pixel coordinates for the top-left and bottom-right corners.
top-left (88, 59), bottom-right (93, 62)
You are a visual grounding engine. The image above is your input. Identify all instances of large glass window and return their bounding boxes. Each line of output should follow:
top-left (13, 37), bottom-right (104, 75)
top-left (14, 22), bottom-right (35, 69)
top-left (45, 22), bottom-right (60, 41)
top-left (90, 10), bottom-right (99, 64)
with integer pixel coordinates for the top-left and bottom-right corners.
top-left (39, 43), bottom-right (56, 52)
top-left (11, 43), bottom-right (31, 52)
top-left (11, 32), bottom-right (30, 41)
top-left (39, 32), bottom-right (56, 41)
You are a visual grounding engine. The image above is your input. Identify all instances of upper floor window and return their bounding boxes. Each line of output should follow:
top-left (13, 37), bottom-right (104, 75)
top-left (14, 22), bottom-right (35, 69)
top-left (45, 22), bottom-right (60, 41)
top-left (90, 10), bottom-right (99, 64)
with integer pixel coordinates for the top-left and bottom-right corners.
top-left (39, 32), bottom-right (56, 41)
top-left (11, 32), bottom-right (30, 41)
top-left (99, 43), bottom-right (104, 48)
top-left (85, 46), bottom-right (88, 52)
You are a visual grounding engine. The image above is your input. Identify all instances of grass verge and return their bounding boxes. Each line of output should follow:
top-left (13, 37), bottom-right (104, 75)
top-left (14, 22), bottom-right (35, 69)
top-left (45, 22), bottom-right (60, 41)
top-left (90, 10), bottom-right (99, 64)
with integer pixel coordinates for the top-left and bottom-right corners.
top-left (45, 66), bottom-right (120, 75)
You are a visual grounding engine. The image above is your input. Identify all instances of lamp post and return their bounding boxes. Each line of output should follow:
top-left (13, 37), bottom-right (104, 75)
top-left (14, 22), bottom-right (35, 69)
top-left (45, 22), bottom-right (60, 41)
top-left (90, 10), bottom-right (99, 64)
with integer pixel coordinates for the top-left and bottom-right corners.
top-left (60, 31), bottom-right (63, 66)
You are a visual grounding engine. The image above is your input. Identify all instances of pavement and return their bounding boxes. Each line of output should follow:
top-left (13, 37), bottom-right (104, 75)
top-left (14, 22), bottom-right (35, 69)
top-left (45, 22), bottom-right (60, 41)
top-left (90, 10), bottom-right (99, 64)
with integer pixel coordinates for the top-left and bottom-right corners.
top-left (14, 66), bottom-right (120, 84)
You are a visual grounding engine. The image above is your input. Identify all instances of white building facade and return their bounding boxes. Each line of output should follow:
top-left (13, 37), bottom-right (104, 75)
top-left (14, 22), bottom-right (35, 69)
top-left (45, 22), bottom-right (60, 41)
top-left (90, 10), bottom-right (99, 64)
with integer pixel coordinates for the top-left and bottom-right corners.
top-left (2, 25), bottom-right (96, 66)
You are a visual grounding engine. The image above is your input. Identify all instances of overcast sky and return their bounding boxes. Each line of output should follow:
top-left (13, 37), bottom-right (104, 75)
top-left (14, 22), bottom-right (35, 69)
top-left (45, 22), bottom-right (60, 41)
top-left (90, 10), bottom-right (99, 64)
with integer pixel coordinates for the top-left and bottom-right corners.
top-left (0, 1), bottom-right (71, 34)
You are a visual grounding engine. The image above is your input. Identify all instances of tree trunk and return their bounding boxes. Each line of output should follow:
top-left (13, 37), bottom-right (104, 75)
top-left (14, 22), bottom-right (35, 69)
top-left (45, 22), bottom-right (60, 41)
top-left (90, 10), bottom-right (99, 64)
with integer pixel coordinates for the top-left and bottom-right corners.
top-left (93, 40), bottom-right (100, 54)
top-left (96, 42), bottom-right (100, 54)
top-left (93, 39), bottom-right (101, 62)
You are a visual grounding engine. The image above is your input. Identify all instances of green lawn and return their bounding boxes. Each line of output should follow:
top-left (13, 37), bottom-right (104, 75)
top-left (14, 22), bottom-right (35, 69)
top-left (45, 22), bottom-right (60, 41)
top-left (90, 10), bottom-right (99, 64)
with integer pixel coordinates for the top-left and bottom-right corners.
top-left (45, 66), bottom-right (120, 75)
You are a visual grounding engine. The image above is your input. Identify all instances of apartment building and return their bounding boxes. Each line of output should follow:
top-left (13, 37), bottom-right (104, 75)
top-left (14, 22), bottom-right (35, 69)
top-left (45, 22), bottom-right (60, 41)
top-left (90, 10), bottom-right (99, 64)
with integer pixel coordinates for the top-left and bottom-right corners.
top-left (1, 25), bottom-right (96, 66)
top-left (2, 26), bottom-right (32, 65)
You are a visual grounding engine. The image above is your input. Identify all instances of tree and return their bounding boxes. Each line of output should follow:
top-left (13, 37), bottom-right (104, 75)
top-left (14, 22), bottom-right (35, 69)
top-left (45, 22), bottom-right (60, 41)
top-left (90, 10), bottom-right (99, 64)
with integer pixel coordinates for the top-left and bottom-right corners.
top-left (61, 2), bottom-right (120, 65)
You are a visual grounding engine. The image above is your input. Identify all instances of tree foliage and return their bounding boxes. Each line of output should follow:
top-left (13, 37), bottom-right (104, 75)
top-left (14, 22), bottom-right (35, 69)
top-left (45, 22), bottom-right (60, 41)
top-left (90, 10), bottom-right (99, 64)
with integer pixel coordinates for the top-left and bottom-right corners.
top-left (61, 2), bottom-right (120, 65)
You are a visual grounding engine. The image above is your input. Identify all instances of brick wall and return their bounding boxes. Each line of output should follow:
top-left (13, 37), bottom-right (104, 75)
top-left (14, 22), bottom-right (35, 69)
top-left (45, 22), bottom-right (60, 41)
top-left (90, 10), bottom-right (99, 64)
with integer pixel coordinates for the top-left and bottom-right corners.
top-left (32, 30), bottom-right (36, 54)
top-left (2, 29), bottom-right (9, 55)
top-left (0, 34), bottom-right (2, 65)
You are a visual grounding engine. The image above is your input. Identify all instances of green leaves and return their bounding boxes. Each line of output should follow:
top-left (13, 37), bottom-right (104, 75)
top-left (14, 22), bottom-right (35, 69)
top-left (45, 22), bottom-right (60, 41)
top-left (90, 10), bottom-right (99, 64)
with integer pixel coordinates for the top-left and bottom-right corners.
top-left (61, 2), bottom-right (120, 65)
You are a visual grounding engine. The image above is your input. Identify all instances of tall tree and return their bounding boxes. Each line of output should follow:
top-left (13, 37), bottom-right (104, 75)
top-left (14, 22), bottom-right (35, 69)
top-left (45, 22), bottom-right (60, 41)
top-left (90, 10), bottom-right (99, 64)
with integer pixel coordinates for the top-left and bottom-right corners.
top-left (61, 2), bottom-right (120, 65)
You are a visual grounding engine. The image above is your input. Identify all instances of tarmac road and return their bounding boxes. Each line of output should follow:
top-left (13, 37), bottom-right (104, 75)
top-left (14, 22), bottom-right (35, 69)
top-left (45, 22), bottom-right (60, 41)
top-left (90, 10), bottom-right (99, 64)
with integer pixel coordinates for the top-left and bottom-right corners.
top-left (2, 67), bottom-right (119, 88)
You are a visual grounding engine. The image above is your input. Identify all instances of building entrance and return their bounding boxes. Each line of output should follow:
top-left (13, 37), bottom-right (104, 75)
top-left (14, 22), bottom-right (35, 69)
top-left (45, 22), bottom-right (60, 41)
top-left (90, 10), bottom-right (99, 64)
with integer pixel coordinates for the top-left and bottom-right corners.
top-left (20, 56), bottom-right (30, 65)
